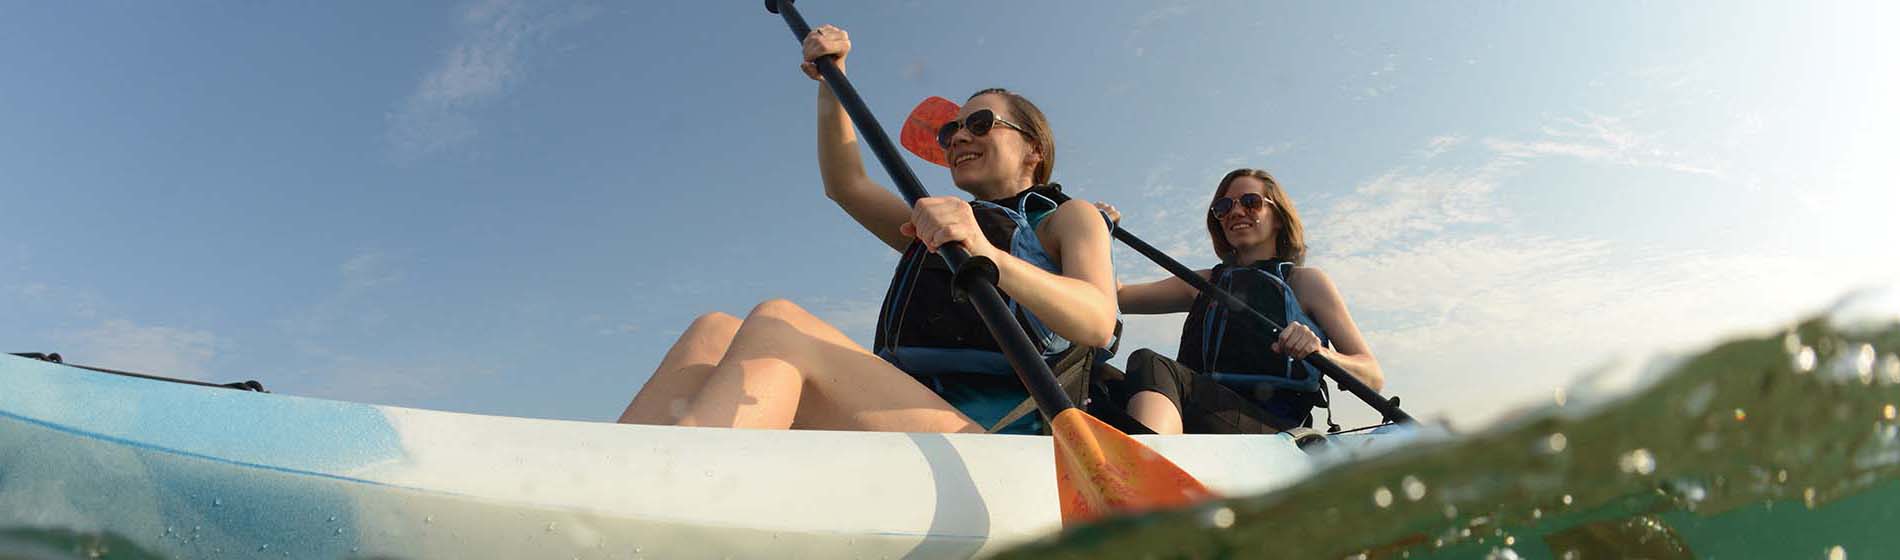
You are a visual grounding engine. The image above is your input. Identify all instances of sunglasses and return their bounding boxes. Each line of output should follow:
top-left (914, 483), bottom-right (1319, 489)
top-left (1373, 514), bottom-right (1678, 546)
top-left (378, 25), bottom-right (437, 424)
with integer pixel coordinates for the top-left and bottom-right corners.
top-left (1209, 193), bottom-right (1273, 217)
top-left (936, 109), bottom-right (1036, 149)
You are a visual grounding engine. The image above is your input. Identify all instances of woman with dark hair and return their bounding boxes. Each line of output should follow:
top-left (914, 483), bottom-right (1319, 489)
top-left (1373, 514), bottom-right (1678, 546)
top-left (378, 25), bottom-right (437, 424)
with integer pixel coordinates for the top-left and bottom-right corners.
top-left (616, 25), bottom-right (1117, 434)
top-left (1097, 168), bottom-right (1382, 434)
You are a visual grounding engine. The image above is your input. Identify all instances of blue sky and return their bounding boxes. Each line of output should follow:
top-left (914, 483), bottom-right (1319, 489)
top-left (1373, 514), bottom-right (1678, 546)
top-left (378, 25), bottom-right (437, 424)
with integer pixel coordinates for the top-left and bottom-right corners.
top-left (3, 1), bottom-right (1895, 429)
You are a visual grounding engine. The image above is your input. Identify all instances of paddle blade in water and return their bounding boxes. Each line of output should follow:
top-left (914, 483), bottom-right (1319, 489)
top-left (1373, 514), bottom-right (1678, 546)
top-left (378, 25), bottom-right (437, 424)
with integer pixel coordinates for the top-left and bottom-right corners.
top-left (1051, 408), bottom-right (1216, 526)
top-left (900, 96), bottom-right (959, 167)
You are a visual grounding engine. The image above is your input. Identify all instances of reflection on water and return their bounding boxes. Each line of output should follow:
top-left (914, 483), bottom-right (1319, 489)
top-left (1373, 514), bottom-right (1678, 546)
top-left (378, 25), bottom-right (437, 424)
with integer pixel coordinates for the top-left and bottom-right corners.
top-left (1003, 291), bottom-right (1900, 559)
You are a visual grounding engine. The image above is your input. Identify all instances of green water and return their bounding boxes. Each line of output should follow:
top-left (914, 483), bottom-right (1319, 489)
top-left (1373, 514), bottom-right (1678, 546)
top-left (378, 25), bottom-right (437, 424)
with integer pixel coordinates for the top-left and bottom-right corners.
top-left (1001, 307), bottom-right (1900, 559)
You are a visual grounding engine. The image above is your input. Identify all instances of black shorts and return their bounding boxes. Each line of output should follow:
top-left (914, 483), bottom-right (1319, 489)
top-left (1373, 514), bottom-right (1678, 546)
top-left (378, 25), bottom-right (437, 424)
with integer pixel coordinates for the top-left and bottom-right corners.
top-left (1107, 348), bottom-right (1316, 434)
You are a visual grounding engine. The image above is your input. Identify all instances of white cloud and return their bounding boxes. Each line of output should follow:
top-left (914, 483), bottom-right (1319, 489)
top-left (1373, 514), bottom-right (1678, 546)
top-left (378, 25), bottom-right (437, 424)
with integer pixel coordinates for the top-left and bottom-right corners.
top-left (386, 0), bottom-right (596, 160)
top-left (341, 250), bottom-right (403, 292)
top-left (1417, 135), bottom-right (1464, 159)
top-left (1485, 114), bottom-right (1723, 177)
top-left (58, 320), bottom-right (224, 379)
top-left (1310, 165), bottom-right (1509, 256)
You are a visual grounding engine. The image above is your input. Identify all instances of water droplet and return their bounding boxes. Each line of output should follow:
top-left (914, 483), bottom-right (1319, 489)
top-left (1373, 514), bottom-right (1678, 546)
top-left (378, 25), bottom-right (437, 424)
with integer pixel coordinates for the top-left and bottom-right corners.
top-left (335, 527), bottom-right (345, 535)
top-left (1884, 405), bottom-right (1896, 421)
top-left (1784, 331), bottom-right (1803, 353)
top-left (259, 544), bottom-right (270, 551)
top-left (1735, 408), bottom-right (1748, 422)
top-left (1373, 487), bottom-right (1394, 508)
top-left (1696, 431), bottom-right (1722, 451)
top-left (1683, 382), bottom-right (1715, 415)
top-left (1676, 481), bottom-right (1708, 503)
top-left (546, 522), bottom-right (558, 533)
top-left (1857, 345), bottom-right (1878, 384)
top-left (1562, 494), bottom-right (1573, 505)
top-left (192, 526), bottom-right (200, 533)
top-left (1552, 387), bottom-right (1567, 407)
top-left (1505, 536), bottom-right (1516, 546)
top-left (1531, 508), bottom-right (1542, 519)
top-left (1796, 347), bottom-right (1818, 372)
top-left (1484, 546), bottom-right (1521, 560)
top-left (213, 498), bottom-right (223, 507)
top-left (425, 515), bottom-right (434, 525)
top-left (1828, 545), bottom-right (1847, 560)
top-left (1619, 448), bottom-right (1657, 475)
top-left (1804, 487), bottom-right (1818, 508)
top-left (1544, 433), bottom-right (1568, 454)
top-left (164, 526), bottom-right (173, 535)
top-left (1203, 506), bottom-right (1235, 529)
top-left (1778, 469), bottom-right (1790, 483)
top-left (1402, 475), bottom-right (1427, 501)
top-left (327, 516), bottom-right (337, 523)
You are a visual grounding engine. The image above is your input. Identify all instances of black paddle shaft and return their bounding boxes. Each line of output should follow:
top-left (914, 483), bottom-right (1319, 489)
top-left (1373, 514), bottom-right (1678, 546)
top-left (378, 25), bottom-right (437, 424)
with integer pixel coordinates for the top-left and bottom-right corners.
top-left (1105, 223), bottom-right (1413, 424)
top-left (766, 0), bottom-right (1076, 419)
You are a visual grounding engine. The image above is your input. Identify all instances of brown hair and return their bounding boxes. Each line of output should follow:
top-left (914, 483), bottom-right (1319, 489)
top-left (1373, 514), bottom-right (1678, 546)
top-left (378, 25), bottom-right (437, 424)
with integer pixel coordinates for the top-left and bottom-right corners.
top-left (967, 88), bottom-right (1055, 186)
top-left (1206, 168), bottom-right (1307, 265)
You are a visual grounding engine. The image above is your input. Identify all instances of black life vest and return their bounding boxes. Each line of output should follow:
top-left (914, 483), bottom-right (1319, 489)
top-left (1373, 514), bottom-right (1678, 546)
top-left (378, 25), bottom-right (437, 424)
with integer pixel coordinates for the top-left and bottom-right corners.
top-left (1177, 260), bottom-right (1331, 402)
top-left (872, 184), bottom-right (1104, 376)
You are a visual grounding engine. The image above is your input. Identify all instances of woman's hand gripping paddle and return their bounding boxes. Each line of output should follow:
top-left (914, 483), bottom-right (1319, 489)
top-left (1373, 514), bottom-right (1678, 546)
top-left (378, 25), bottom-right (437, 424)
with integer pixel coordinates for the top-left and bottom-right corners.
top-left (765, 0), bottom-right (1214, 526)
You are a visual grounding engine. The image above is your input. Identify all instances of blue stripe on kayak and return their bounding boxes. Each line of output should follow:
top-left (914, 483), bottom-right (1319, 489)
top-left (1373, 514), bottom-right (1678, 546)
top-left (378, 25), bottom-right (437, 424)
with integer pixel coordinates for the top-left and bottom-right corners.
top-left (0, 409), bottom-right (409, 491)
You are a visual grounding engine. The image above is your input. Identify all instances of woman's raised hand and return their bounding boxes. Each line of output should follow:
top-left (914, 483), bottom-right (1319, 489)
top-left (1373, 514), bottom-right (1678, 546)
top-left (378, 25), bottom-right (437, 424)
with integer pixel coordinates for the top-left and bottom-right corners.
top-left (800, 25), bottom-right (850, 80)
top-left (1092, 201), bottom-right (1122, 226)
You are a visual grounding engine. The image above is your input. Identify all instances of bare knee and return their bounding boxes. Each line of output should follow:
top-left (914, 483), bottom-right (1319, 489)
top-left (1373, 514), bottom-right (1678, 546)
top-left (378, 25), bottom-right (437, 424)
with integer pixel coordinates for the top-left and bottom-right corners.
top-left (746, 298), bottom-right (812, 321)
top-left (687, 311), bottom-right (742, 338)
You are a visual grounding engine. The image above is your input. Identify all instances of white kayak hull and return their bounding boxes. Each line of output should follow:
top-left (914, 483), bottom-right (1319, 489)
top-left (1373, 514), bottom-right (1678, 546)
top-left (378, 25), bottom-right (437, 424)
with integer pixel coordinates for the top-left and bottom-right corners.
top-left (0, 353), bottom-right (1411, 558)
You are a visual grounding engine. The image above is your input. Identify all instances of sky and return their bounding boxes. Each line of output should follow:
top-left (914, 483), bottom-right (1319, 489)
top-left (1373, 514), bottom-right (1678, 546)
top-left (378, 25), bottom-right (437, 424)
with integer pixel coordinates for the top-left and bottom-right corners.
top-left (3, 1), bottom-right (1896, 430)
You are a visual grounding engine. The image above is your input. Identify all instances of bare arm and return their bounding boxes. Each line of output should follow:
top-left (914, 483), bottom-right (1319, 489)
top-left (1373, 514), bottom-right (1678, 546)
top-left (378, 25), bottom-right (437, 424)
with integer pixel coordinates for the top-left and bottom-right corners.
top-left (1087, 200), bottom-right (1205, 315)
top-left (1289, 267), bottom-right (1384, 392)
top-left (991, 200), bottom-right (1120, 348)
top-left (803, 25), bottom-right (911, 252)
top-left (1116, 273), bottom-right (1206, 315)
top-left (817, 85), bottom-right (912, 251)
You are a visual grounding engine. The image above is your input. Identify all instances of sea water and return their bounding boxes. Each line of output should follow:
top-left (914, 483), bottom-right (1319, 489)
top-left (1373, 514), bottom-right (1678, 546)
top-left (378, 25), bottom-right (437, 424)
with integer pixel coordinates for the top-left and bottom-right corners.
top-left (1000, 288), bottom-right (1900, 559)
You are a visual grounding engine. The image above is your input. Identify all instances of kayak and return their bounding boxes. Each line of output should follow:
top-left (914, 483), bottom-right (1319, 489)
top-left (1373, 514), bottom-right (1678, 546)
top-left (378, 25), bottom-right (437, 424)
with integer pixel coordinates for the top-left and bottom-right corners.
top-left (0, 352), bottom-right (1420, 559)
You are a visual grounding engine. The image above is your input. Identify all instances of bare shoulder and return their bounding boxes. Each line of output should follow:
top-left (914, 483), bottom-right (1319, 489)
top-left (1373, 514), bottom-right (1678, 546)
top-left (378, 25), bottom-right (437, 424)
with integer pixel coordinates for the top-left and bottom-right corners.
top-left (1043, 198), bottom-right (1112, 237)
top-left (1288, 266), bottom-right (1343, 301)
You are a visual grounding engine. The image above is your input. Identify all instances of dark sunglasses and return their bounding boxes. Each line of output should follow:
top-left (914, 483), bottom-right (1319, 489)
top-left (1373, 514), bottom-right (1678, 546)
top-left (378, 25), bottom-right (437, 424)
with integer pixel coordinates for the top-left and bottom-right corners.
top-left (936, 109), bottom-right (1036, 149)
top-left (1209, 193), bottom-right (1273, 217)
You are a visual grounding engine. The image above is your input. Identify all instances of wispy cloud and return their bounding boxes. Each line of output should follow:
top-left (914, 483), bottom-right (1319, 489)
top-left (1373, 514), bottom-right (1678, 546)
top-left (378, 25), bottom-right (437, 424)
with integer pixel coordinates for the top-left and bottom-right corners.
top-left (1417, 135), bottom-right (1463, 159)
top-left (279, 250), bottom-right (406, 347)
top-left (1485, 115), bottom-right (1724, 177)
top-left (1126, 1), bottom-right (1189, 57)
top-left (386, 0), bottom-right (597, 161)
top-left (58, 319), bottom-right (224, 379)
top-left (1311, 165), bottom-right (1509, 256)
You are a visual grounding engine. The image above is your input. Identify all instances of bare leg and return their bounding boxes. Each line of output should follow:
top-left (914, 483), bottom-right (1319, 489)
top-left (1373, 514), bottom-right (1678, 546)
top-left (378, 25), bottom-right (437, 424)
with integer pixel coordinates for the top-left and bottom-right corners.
top-left (1128, 390), bottom-right (1184, 435)
top-left (675, 299), bottom-right (982, 433)
top-left (617, 312), bottom-right (742, 425)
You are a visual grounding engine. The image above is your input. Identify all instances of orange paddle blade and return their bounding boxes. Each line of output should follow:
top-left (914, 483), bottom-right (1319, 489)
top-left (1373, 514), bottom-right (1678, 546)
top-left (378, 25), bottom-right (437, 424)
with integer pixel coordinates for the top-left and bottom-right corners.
top-left (1051, 408), bottom-right (1217, 526)
top-left (900, 96), bottom-right (959, 167)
